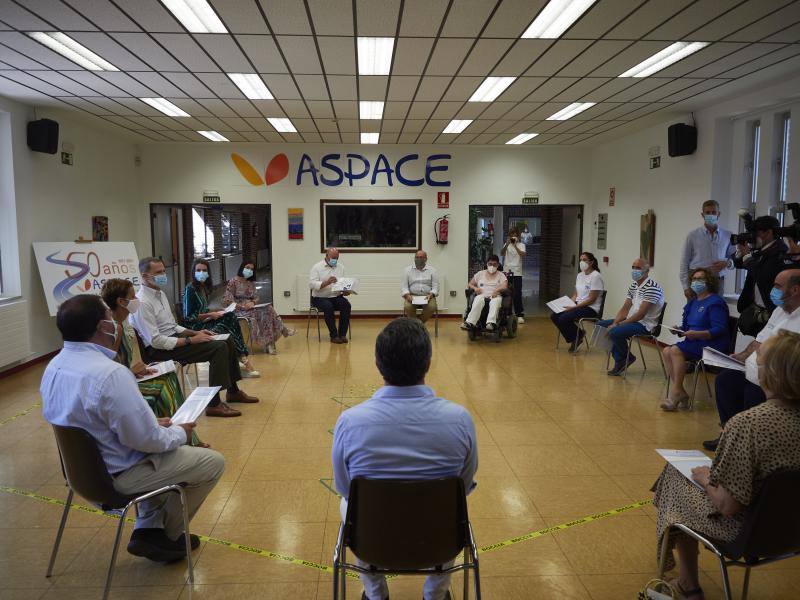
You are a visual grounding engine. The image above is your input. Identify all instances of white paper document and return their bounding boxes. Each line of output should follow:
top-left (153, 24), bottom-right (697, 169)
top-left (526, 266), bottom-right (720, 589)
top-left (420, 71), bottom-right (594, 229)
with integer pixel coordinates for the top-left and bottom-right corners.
top-left (252, 302), bottom-right (272, 308)
top-left (666, 325), bottom-right (685, 335)
top-left (411, 295), bottom-right (429, 305)
top-left (223, 302), bottom-right (236, 313)
top-left (702, 347), bottom-right (745, 372)
top-left (656, 449), bottom-right (712, 490)
top-left (546, 296), bottom-right (576, 314)
top-left (171, 386), bottom-right (221, 425)
top-left (212, 333), bottom-right (230, 341)
top-left (138, 360), bottom-right (176, 382)
top-left (331, 277), bottom-right (360, 294)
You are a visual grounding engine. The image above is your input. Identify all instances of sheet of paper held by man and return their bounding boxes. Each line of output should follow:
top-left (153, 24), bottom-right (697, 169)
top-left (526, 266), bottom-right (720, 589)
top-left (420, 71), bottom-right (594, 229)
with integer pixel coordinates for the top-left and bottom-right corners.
top-left (212, 333), bottom-right (230, 341)
top-left (331, 277), bottom-right (360, 294)
top-left (656, 449), bottom-right (712, 490)
top-left (546, 296), bottom-right (576, 314)
top-left (411, 295), bottom-right (429, 305)
top-left (138, 360), bottom-right (176, 382)
top-left (171, 386), bottom-right (221, 425)
top-left (702, 347), bottom-right (745, 372)
top-left (223, 302), bottom-right (236, 313)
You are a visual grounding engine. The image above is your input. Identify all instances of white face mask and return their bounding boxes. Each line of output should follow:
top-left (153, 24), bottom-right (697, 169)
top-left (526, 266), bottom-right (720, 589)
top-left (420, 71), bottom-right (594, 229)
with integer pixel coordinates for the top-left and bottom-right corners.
top-left (579, 260), bottom-right (589, 272)
top-left (487, 265), bottom-right (498, 274)
top-left (100, 319), bottom-right (118, 345)
top-left (125, 298), bottom-right (140, 314)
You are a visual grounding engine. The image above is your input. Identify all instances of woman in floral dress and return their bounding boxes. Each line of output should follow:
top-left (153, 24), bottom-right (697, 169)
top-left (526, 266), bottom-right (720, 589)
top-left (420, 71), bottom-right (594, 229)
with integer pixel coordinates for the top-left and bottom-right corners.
top-left (224, 258), bottom-right (295, 355)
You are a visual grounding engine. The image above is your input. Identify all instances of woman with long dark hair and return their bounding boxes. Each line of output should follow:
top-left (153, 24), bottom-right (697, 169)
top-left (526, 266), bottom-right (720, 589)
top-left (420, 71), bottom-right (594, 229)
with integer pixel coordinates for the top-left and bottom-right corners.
top-left (550, 251), bottom-right (605, 353)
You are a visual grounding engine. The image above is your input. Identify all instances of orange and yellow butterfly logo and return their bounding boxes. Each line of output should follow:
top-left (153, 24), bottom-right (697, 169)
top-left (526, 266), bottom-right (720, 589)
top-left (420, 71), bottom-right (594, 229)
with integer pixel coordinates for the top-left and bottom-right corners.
top-left (231, 153), bottom-right (289, 186)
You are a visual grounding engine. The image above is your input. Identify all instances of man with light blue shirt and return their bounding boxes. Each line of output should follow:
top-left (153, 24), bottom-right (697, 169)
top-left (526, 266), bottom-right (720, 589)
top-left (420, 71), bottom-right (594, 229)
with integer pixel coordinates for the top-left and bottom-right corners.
top-left (680, 200), bottom-right (735, 299)
top-left (41, 295), bottom-right (225, 563)
top-left (332, 318), bottom-right (478, 600)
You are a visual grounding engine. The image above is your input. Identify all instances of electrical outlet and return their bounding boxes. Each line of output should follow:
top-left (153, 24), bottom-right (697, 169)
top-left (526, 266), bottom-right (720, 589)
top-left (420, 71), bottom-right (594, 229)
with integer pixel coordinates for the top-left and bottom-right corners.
top-left (283, 290), bottom-right (291, 297)
top-left (449, 290), bottom-right (457, 297)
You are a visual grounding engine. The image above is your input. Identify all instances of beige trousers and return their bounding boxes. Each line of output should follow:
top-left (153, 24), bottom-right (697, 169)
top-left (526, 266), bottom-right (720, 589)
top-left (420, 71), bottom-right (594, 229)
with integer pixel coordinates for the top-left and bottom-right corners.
top-left (403, 295), bottom-right (437, 323)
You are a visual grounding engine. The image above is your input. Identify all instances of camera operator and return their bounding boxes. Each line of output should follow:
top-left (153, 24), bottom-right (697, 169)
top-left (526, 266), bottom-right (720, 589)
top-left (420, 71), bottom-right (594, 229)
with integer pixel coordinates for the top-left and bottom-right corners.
top-left (734, 215), bottom-right (790, 336)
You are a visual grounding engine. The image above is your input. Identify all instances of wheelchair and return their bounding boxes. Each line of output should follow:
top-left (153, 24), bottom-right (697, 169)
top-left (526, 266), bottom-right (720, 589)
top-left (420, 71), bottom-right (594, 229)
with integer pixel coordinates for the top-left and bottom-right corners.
top-left (463, 275), bottom-right (518, 343)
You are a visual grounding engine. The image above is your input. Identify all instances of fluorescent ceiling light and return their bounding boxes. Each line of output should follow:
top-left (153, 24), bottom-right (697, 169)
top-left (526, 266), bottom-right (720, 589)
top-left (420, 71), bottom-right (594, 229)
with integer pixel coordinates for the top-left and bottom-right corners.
top-left (357, 37), bottom-right (394, 75)
top-left (469, 77), bottom-right (516, 102)
top-left (197, 130), bottom-right (229, 142)
top-left (227, 73), bottom-right (272, 99)
top-left (442, 119), bottom-right (473, 134)
top-left (506, 133), bottom-right (539, 145)
top-left (361, 132), bottom-right (379, 144)
top-left (522, 0), bottom-right (598, 38)
top-left (619, 41), bottom-right (711, 78)
top-left (29, 32), bottom-right (118, 71)
top-left (160, 0), bottom-right (227, 33)
top-left (140, 97), bottom-right (190, 117)
top-left (546, 102), bottom-right (595, 121)
top-left (359, 101), bottom-right (384, 119)
top-left (267, 117), bottom-right (297, 133)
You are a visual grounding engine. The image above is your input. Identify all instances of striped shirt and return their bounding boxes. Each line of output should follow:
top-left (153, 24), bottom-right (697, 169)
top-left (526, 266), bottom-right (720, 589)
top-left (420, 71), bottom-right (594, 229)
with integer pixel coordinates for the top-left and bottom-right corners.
top-left (679, 226), bottom-right (735, 289)
top-left (626, 277), bottom-right (665, 331)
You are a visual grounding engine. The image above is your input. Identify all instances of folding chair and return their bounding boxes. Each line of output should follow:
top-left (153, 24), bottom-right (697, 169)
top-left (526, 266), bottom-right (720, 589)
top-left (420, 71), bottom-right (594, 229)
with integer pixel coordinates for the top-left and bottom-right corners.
top-left (306, 292), bottom-right (352, 342)
top-left (47, 425), bottom-right (194, 600)
top-left (333, 477), bottom-right (480, 599)
top-left (555, 290), bottom-right (608, 352)
top-left (604, 302), bottom-right (668, 380)
top-left (400, 299), bottom-right (440, 338)
top-left (659, 470), bottom-right (800, 600)
top-left (685, 315), bottom-right (739, 409)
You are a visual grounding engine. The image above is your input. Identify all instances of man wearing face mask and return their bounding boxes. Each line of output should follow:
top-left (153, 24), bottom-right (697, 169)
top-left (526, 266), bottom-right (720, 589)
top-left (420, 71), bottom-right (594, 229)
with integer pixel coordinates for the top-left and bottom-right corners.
top-left (41, 295), bottom-right (225, 563)
top-left (464, 255), bottom-right (508, 331)
top-left (703, 269), bottom-right (800, 451)
top-left (596, 258), bottom-right (665, 376)
top-left (310, 247), bottom-right (352, 343)
top-left (401, 250), bottom-right (439, 323)
top-left (679, 200), bottom-right (735, 300)
top-left (501, 227), bottom-right (527, 323)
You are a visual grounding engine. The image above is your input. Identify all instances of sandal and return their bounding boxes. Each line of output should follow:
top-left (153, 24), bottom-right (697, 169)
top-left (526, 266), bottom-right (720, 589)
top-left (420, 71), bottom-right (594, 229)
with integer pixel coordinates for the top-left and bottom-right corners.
top-left (660, 393), bottom-right (689, 411)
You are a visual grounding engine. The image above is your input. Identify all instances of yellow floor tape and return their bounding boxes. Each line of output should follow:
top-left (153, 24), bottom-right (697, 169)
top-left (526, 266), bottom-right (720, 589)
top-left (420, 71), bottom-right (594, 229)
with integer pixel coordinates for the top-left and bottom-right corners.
top-left (0, 402), bottom-right (41, 426)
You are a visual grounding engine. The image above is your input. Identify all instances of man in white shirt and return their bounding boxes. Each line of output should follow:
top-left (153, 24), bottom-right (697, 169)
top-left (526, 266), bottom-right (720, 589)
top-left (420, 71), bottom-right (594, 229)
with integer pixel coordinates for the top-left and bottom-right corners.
top-left (41, 294), bottom-right (225, 563)
top-left (501, 227), bottom-right (526, 323)
top-left (704, 269), bottom-right (800, 450)
top-left (597, 258), bottom-right (665, 375)
top-left (130, 257), bottom-right (258, 417)
top-left (310, 248), bottom-right (351, 344)
top-left (679, 200), bottom-right (734, 299)
top-left (464, 254), bottom-right (508, 331)
top-left (401, 250), bottom-right (439, 323)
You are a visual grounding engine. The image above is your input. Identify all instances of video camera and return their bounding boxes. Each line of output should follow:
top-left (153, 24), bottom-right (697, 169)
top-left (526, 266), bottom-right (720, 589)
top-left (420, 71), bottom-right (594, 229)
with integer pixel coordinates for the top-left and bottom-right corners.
top-left (730, 203), bottom-right (800, 246)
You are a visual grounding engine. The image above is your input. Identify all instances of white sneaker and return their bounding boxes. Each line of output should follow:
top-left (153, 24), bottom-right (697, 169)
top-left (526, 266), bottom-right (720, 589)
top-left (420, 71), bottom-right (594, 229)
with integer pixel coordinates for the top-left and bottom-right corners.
top-left (283, 327), bottom-right (296, 337)
top-left (267, 344), bottom-right (277, 355)
top-left (486, 323), bottom-right (496, 331)
top-left (460, 322), bottom-right (469, 330)
top-left (242, 369), bottom-right (260, 378)
top-left (517, 316), bottom-right (525, 324)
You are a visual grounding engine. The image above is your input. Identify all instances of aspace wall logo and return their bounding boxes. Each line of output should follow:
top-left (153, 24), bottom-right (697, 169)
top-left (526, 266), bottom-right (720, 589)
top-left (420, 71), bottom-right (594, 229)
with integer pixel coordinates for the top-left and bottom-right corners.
top-left (45, 250), bottom-right (139, 303)
top-left (231, 152), bottom-right (451, 188)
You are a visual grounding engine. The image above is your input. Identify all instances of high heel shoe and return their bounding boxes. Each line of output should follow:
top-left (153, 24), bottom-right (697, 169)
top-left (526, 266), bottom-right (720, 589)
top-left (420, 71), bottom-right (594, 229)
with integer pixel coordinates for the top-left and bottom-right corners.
top-left (660, 393), bottom-right (689, 411)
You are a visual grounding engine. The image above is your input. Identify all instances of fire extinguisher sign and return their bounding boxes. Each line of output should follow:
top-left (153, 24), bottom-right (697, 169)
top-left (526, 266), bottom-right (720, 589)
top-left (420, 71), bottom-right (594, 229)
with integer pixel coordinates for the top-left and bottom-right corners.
top-left (437, 191), bottom-right (449, 209)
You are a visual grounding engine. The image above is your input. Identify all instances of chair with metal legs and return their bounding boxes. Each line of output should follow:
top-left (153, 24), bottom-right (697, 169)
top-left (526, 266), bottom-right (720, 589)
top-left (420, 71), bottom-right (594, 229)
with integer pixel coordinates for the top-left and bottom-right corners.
top-left (47, 425), bottom-right (194, 600)
top-left (685, 316), bottom-right (739, 410)
top-left (604, 302), bottom-right (668, 380)
top-left (306, 292), bottom-right (352, 342)
top-left (400, 300), bottom-right (440, 338)
top-left (555, 291), bottom-right (607, 352)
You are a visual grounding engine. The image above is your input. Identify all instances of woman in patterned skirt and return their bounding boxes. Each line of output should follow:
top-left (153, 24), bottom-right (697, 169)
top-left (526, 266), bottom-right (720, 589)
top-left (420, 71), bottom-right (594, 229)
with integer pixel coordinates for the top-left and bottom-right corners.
top-left (223, 258), bottom-right (295, 355)
top-left (652, 330), bottom-right (800, 599)
top-left (183, 258), bottom-right (260, 378)
top-left (101, 278), bottom-right (206, 447)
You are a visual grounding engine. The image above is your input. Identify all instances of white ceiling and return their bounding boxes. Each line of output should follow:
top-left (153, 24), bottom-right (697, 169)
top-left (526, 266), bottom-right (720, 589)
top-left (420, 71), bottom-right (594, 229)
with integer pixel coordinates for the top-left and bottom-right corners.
top-left (0, 0), bottom-right (799, 145)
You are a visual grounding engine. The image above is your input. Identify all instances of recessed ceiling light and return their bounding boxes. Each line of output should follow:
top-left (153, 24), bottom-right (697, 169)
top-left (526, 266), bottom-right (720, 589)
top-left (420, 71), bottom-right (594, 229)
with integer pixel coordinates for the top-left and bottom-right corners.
top-left (442, 119), bottom-right (473, 134)
top-left (267, 117), bottom-right (297, 133)
top-left (140, 97), bottom-right (190, 117)
top-left (521, 0), bottom-right (598, 39)
top-left (29, 32), bottom-right (118, 71)
top-left (357, 37), bottom-right (394, 75)
top-left (227, 73), bottom-right (273, 99)
top-left (506, 133), bottom-right (539, 145)
top-left (359, 101), bottom-right (384, 120)
top-left (160, 0), bottom-right (227, 33)
top-left (618, 41), bottom-right (710, 78)
top-left (361, 132), bottom-right (379, 144)
top-left (469, 77), bottom-right (516, 102)
top-left (197, 130), bottom-right (229, 142)
top-left (546, 102), bottom-right (595, 121)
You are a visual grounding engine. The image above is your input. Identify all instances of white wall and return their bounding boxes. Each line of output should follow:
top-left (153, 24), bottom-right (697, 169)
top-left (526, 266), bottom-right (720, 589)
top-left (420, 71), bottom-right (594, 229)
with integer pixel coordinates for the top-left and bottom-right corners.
top-left (0, 97), bottom-right (142, 361)
top-left (139, 144), bottom-right (591, 315)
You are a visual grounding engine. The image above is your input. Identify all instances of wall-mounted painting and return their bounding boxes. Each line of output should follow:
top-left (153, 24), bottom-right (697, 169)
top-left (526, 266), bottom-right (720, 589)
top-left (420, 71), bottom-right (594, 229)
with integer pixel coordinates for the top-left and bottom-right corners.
top-left (288, 208), bottom-right (303, 240)
top-left (92, 216), bottom-right (108, 241)
top-left (320, 199), bottom-right (421, 253)
top-left (640, 209), bottom-right (656, 266)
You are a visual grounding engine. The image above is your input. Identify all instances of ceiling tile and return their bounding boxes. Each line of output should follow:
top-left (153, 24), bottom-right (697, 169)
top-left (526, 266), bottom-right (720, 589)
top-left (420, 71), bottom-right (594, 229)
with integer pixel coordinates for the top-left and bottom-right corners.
top-left (261, 73), bottom-right (301, 99)
top-left (586, 78), bottom-right (640, 101)
top-left (659, 78), bottom-right (728, 102)
top-left (596, 102), bottom-right (642, 120)
top-left (565, 0), bottom-right (645, 39)
top-left (399, 0), bottom-right (449, 36)
top-left (525, 77), bottom-right (578, 101)
top-left (64, 71), bottom-right (129, 95)
top-left (483, 0), bottom-right (547, 38)
top-left (423, 119), bottom-right (448, 133)
top-left (122, 0), bottom-right (184, 32)
top-left (58, 96), bottom-right (114, 115)
top-left (307, 0), bottom-right (353, 35)
top-left (313, 117), bottom-right (337, 132)
top-left (301, 131), bottom-right (323, 142)
top-left (431, 101), bottom-right (463, 120)
top-left (96, 72), bottom-right (154, 97)
top-left (222, 117), bottom-right (253, 130)
top-left (591, 40), bottom-right (673, 77)
top-left (380, 132), bottom-right (399, 143)
top-left (415, 76), bottom-right (449, 101)
top-left (332, 100), bottom-right (357, 118)
top-left (153, 34), bottom-right (220, 71)
top-left (606, 0), bottom-right (692, 38)
top-left (0, 31), bottom-right (79, 70)
top-left (224, 98), bottom-right (263, 118)
top-left (59, 0), bottom-right (141, 30)
top-left (318, 37), bottom-right (356, 75)
top-left (654, 42), bottom-right (746, 77)
top-left (407, 101), bottom-right (435, 119)
top-left (525, 40), bottom-right (594, 76)
top-left (440, 0), bottom-right (497, 37)
top-left (245, 116), bottom-right (276, 131)
top-left (26, 70), bottom-right (99, 96)
top-left (687, 1), bottom-right (795, 42)
top-left (197, 99), bottom-right (238, 117)
top-left (359, 75), bottom-right (388, 98)
top-left (251, 98), bottom-right (283, 116)
top-left (729, 1), bottom-right (800, 41)
top-left (0, 0), bottom-right (51, 29)
top-left (559, 40), bottom-right (630, 77)
top-left (321, 132), bottom-right (340, 143)
top-left (210, 0), bottom-right (270, 34)
top-left (473, 101), bottom-right (515, 119)
top-left (338, 118), bottom-right (359, 132)
top-left (393, 37), bottom-right (435, 75)
top-left (90, 97), bottom-right (143, 115)
top-left (327, 75), bottom-right (357, 100)
top-left (161, 73), bottom-right (214, 98)
top-left (689, 43), bottom-right (785, 78)
top-left (110, 33), bottom-right (185, 71)
top-left (453, 103), bottom-right (489, 119)
top-left (460, 38), bottom-right (515, 76)
top-left (402, 119), bottom-right (425, 132)
top-left (500, 102), bottom-right (539, 120)
top-left (277, 99), bottom-right (309, 117)
top-left (387, 75), bottom-right (419, 100)
top-left (275, 36), bottom-right (322, 73)
top-left (199, 34), bottom-right (253, 72)
top-left (501, 76), bottom-right (547, 101)
top-left (397, 132), bottom-right (417, 142)
top-left (241, 131), bottom-right (266, 141)
top-left (644, 0), bottom-right (743, 41)
top-left (426, 38), bottom-right (473, 75)
top-left (0, 70), bottom-right (70, 95)
top-left (720, 45), bottom-right (800, 78)
top-left (383, 103), bottom-right (409, 119)
top-left (356, 0), bottom-right (401, 36)
top-left (307, 99), bottom-right (334, 118)
top-left (552, 77), bottom-right (611, 102)
top-left (381, 118), bottom-right (404, 131)
top-left (295, 74), bottom-right (329, 100)
top-left (442, 76), bottom-right (483, 101)
top-left (129, 71), bottom-right (186, 98)
top-left (0, 44), bottom-right (47, 70)
top-left (236, 35), bottom-right (287, 72)
top-left (258, 0), bottom-right (312, 34)
top-left (17, 0), bottom-right (97, 29)
top-left (195, 72), bottom-right (246, 99)
top-left (493, 39), bottom-right (551, 76)
top-left (763, 21), bottom-right (800, 43)
top-left (604, 77), bottom-right (669, 102)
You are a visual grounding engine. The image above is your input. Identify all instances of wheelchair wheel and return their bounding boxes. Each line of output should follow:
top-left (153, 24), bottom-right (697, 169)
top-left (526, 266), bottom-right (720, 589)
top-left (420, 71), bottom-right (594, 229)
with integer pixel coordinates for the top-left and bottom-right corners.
top-left (506, 315), bottom-right (518, 338)
top-left (468, 327), bottom-right (478, 342)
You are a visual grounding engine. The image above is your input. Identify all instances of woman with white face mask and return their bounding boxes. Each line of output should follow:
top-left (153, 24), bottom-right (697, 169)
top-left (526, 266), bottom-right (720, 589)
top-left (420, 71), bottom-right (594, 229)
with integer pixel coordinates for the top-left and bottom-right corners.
top-left (551, 252), bottom-right (605, 353)
top-left (463, 255), bottom-right (508, 331)
top-left (101, 278), bottom-right (206, 447)
top-left (224, 258), bottom-right (295, 355)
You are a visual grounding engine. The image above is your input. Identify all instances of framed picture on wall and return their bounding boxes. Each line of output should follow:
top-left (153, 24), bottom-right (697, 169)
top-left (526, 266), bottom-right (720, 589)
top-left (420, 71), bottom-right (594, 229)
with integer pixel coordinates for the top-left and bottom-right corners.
top-left (320, 199), bottom-right (422, 253)
top-left (92, 216), bottom-right (108, 241)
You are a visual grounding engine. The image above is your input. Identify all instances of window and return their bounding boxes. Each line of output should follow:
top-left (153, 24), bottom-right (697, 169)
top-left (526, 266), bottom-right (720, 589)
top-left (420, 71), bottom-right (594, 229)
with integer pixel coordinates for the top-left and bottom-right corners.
top-left (0, 110), bottom-right (21, 298)
top-left (745, 120), bottom-right (761, 207)
top-left (220, 211), bottom-right (241, 255)
top-left (776, 113), bottom-right (791, 225)
top-left (192, 207), bottom-right (215, 257)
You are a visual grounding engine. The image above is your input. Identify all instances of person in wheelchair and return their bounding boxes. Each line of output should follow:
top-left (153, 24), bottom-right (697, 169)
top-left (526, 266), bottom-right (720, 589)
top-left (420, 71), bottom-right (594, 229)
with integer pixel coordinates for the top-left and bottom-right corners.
top-left (463, 255), bottom-right (509, 332)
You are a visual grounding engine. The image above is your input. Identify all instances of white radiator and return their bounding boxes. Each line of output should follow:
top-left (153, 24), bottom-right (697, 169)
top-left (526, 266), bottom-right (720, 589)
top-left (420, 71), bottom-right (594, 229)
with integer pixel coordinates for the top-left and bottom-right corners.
top-left (296, 275), bottom-right (448, 312)
top-left (0, 300), bottom-right (31, 369)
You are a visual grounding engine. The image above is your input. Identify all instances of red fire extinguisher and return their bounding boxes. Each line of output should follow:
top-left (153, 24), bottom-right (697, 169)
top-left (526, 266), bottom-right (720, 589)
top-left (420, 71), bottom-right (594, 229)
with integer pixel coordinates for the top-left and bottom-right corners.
top-left (435, 214), bottom-right (449, 244)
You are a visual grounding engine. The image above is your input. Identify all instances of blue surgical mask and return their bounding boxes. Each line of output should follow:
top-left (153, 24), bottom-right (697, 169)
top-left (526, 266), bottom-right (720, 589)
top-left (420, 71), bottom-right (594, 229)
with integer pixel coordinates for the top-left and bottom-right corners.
top-left (770, 287), bottom-right (785, 307)
top-left (328, 258), bottom-right (338, 267)
top-left (242, 268), bottom-right (254, 279)
top-left (690, 280), bottom-right (707, 294)
top-left (194, 270), bottom-right (209, 282)
top-left (631, 269), bottom-right (644, 281)
top-left (703, 214), bottom-right (718, 227)
top-left (154, 273), bottom-right (168, 287)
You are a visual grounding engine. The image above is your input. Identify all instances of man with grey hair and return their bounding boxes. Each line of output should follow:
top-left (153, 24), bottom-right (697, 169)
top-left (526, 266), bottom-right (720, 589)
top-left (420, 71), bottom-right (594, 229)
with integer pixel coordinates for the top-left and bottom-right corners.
top-left (401, 249), bottom-right (439, 323)
top-left (310, 247), bottom-right (352, 343)
top-left (679, 199), bottom-right (735, 299)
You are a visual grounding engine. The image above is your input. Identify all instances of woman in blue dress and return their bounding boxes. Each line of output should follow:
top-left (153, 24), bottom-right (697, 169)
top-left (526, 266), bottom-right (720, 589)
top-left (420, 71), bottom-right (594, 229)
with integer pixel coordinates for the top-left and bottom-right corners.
top-left (661, 268), bottom-right (729, 411)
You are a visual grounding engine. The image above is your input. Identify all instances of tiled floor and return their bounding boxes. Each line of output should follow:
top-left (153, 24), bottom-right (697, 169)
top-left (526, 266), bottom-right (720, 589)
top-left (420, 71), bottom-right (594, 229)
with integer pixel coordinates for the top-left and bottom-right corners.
top-left (1, 317), bottom-right (798, 599)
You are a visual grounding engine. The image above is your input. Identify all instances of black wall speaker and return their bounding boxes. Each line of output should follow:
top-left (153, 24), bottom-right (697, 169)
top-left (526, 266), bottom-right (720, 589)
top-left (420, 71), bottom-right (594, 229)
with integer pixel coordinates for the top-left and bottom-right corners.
top-left (668, 123), bottom-right (697, 157)
top-left (27, 118), bottom-right (59, 154)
